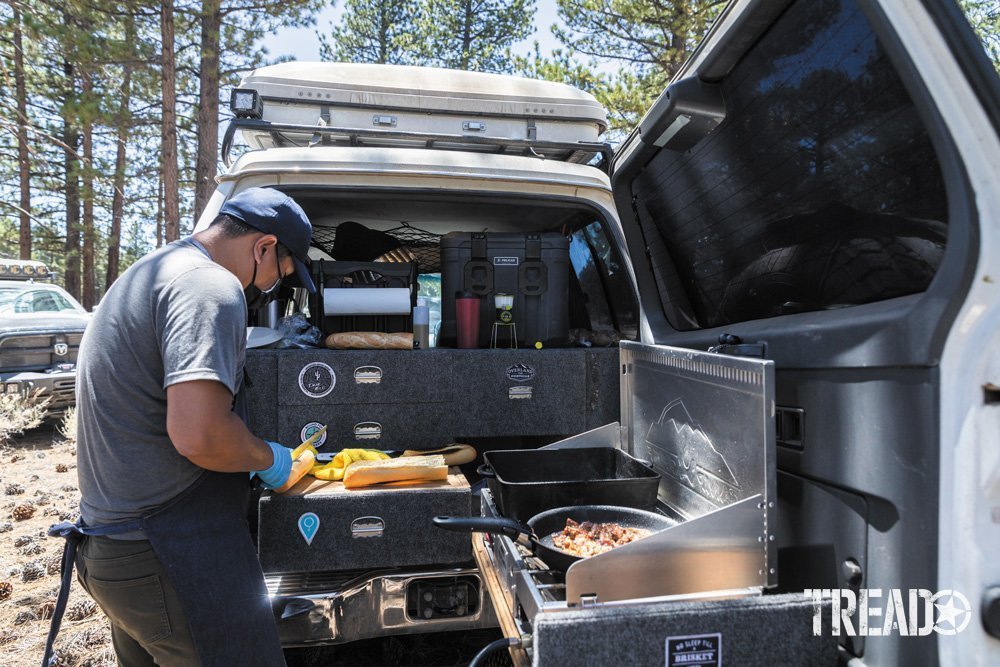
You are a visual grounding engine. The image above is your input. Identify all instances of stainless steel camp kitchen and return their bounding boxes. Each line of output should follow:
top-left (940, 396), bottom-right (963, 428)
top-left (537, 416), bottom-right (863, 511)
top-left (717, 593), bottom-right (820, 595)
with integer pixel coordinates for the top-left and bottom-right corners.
top-left (195, 0), bottom-right (1000, 664)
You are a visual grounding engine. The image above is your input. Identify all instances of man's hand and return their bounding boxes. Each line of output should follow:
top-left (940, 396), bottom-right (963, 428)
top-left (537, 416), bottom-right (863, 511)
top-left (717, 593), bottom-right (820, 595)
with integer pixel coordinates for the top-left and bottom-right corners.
top-left (166, 379), bottom-right (273, 472)
top-left (253, 442), bottom-right (293, 489)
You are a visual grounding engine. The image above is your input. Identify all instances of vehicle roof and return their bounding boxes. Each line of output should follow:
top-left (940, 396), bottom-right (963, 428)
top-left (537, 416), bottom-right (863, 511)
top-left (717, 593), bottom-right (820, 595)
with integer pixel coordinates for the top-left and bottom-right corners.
top-left (0, 280), bottom-right (58, 288)
top-left (222, 146), bottom-right (612, 192)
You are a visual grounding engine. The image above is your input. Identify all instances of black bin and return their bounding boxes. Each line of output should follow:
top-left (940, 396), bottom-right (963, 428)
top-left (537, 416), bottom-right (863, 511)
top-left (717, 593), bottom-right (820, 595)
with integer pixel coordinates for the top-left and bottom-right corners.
top-left (479, 447), bottom-right (660, 522)
top-left (439, 232), bottom-right (569, 348)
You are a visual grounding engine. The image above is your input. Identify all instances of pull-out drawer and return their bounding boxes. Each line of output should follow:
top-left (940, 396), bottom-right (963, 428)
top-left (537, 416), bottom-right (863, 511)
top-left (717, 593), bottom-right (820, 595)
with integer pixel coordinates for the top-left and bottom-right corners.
top-left (277, 402), bottom-right (455, 451)
top-left (452, 349), bottom-right (588, 437)
top-left (277, 350), bottom-right (452, 406)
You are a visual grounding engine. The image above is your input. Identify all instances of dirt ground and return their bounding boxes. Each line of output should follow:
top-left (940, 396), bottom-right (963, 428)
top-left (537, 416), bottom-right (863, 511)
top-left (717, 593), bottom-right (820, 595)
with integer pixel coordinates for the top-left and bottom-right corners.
top-left (0, 423), bottom-right (115, 667)
top-left (0, 424), bottom-right (503, 666)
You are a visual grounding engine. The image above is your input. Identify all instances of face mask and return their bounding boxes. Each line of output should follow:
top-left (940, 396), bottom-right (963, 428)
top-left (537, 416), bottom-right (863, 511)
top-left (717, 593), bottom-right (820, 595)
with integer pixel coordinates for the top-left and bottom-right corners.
top-left (244, 246), bottom-right (283, 310)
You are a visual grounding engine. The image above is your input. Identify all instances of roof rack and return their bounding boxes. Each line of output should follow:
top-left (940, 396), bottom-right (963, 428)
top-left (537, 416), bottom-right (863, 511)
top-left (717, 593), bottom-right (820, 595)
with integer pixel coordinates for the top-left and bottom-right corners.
top-left (221, 118), bottom-right (613, 172)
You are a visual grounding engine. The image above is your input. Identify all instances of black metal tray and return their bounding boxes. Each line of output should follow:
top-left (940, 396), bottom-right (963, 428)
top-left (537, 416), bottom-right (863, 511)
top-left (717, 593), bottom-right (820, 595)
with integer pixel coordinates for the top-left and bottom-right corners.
top-left (479, 447), bottom-right (660, 522)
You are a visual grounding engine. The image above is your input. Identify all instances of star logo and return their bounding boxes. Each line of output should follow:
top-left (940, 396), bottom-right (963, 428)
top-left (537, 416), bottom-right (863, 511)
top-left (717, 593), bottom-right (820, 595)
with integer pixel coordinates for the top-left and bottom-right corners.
top-left (932, 590), bottom-right (972, 635)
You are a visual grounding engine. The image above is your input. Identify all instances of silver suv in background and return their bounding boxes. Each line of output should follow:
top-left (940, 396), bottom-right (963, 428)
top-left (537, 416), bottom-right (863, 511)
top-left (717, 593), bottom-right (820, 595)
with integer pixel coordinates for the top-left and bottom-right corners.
top-left (0, 260), bottom-right (90, 413)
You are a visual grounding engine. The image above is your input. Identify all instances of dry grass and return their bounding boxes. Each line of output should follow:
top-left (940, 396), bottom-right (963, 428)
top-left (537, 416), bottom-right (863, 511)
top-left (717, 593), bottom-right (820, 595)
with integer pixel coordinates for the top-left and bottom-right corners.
top-left (0, 391), bottom-right (50, 448)
top-left (0, 424), bottom-right (113, 666)
top-left (57, 408), bottom-right (77, 448)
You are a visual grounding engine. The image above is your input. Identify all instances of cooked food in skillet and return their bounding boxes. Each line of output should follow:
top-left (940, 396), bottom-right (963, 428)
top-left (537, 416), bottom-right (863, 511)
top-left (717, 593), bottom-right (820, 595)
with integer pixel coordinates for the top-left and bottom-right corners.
top-left (551, 518), bottom-right (651, 558)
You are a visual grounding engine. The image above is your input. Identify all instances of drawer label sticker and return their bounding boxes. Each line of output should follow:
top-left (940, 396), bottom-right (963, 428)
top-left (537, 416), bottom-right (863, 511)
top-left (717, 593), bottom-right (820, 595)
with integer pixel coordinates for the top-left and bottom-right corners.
top-left (298, 362), bottom-right (336, 398)
top-left (665, 633), bottom-right (721, 667)
top-left (505, 363), bottom-right (535, 383)
top-left (299, 422), bottom-right (328, 448)
top-left (298, 513), bottom-right (321, 546)
top-left (493, 256), bottom-right (519, 266)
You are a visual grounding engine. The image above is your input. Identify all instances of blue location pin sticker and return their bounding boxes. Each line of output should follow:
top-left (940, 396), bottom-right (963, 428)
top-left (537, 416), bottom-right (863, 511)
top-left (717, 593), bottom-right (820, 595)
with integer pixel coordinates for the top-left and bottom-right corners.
top-left (298, 512), bottom-right (320, 546)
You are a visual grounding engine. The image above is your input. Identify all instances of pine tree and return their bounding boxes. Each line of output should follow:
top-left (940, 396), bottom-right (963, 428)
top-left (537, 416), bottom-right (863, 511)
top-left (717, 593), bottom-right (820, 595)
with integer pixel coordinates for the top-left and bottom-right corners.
top-left (509, 0), bottom-right (725, 133)
top-left (12, 7), bottom-right (31, 259)
top-left (416, 0), bottom-right (535, 72)
top-left (318, 0), bottom-right (418, 65)
top-left (960, 0), bottom-right (1000, 73)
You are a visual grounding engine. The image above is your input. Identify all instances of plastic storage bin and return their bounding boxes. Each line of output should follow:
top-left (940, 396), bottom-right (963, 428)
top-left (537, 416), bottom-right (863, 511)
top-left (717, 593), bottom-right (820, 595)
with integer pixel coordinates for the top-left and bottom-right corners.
top-left (439, 232), bottom-right (569, 348)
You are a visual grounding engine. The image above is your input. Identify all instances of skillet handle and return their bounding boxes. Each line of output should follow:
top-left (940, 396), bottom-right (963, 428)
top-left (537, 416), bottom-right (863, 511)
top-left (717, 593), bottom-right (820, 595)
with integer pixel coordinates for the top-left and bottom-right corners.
top-left (476, 464), bottom-right (496, 479)
top-left (432, 516), bottom-right (530, 540)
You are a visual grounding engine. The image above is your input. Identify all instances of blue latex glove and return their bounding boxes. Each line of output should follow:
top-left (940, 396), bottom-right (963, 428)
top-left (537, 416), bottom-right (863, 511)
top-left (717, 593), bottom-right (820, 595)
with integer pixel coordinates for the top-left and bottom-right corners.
top-left (253, 441), bottom-right (293, 490)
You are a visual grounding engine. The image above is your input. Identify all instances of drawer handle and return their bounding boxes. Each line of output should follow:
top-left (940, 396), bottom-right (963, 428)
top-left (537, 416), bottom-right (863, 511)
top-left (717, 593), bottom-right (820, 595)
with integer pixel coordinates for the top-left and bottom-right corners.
top-left (509, 386), bottom-right (533, 400)
top-left (351, 516), bottom-right (385, 539)
top-left (354, 366), bottom-right (383, 384)
top-left (354, 421), bottom-right (382, 440)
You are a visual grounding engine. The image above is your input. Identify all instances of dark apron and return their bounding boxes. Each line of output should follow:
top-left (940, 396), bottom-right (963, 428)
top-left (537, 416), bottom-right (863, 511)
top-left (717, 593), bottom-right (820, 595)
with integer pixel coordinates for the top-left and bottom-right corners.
top-left (43, 381), bottom-right (284, 667)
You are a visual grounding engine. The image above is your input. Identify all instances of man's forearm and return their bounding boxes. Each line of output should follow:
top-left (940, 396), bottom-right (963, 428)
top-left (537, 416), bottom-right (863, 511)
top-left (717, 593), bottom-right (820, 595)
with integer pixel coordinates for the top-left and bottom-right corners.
top-left (179, 410), bottom-right (274, 473)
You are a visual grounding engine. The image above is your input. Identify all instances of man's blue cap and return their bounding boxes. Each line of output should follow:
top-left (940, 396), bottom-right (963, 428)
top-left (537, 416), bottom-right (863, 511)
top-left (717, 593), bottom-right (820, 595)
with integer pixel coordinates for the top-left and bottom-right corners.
top-left (219, 188), bottom-right (316, 293)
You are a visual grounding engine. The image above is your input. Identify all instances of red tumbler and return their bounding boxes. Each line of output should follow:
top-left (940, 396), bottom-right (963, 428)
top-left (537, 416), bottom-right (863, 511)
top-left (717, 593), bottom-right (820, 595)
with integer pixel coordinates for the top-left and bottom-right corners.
top-left (455, 291), bottom-right (481, 349)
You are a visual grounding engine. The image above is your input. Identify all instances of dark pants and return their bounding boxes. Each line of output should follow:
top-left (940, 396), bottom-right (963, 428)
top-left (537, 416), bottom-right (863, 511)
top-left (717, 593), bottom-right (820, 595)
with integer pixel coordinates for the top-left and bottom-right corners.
top-left (76, 535), bottom-right (201, 666)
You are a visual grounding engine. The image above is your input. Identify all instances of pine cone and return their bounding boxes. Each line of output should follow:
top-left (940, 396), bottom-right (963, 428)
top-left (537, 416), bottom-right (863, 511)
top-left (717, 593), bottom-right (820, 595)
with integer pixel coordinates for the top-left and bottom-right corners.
top-left (14, 609), bottom-right (37, 625)
top-left (46, 555), bottom-right (62, 576)
top-left (55, 463), bottom-right (69, 473)
top-left (67, 599), bottom-right (97, 621)
top-left (48, 649), bottom-right (76, 667)
top-left (11, 503), bottom-right (35, 521)
top-left (4, 483), bottom-right (25, 496)
top-left (13, 534), bottom-right (33, 547)
top-left (0, 580), bottom-right (12, 601)
top-left (20, 542), bottom-right (43, 556)
top-left (0, 628), bottom-right (19, 646)
top-left (21, 560), bottom-right (45, 582)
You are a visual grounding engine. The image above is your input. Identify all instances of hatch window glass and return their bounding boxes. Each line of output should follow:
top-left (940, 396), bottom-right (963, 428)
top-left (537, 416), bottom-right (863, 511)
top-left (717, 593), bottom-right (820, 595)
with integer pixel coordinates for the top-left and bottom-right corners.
top-left (569, 221), bottom-right (639, 340)
top-left (632, 0), bottom-right (948, 329)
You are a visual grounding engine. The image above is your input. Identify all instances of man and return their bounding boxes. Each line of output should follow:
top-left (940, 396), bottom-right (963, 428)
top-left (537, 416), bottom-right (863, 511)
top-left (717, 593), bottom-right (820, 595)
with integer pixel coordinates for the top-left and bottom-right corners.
top-left (44, 188), bottom-right (314, 667)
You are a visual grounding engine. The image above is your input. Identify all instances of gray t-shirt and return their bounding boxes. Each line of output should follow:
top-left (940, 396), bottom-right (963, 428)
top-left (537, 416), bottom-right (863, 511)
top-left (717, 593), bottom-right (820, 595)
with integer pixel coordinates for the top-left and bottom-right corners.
top-left (77, 238), bottom-right (246, 535)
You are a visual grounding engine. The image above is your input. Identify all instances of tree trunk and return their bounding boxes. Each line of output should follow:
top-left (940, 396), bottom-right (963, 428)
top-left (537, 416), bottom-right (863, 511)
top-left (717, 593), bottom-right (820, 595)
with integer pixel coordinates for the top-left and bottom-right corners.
top-left (460, 0), bottom-right (473, 70)
top-left (107, 13), bottom-right (135, 288)
top-left (156, 171), bottom-right (164, 248)
top-left (161, 0), bottom-right (180, 243)
top-left (194, 0), bottom-right (221, 224)
top-left (13, 8), bottom-right (31, 260)
top-left (63, 57), bottom-right (81, 299)
top-left (379, 3), bottom-right (388, 63)
top-left (81, 68), bottom-right (95, 309)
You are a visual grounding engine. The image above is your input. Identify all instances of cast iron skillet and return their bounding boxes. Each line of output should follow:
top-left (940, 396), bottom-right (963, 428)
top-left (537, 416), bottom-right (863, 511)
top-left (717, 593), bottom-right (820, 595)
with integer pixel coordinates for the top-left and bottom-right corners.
top-left (433, 505), bottom-right (676, 573)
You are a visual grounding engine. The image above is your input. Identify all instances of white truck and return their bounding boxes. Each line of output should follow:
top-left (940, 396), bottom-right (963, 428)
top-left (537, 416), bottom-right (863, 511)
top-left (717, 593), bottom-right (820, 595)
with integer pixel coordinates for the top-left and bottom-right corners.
top-left (197, 1), bottom-right (1000, 664)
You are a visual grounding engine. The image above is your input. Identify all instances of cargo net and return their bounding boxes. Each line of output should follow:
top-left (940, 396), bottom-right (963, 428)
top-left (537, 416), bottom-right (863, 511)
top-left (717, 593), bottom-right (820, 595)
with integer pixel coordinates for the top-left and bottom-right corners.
top-left (311, 222), bottom-right (443, 273)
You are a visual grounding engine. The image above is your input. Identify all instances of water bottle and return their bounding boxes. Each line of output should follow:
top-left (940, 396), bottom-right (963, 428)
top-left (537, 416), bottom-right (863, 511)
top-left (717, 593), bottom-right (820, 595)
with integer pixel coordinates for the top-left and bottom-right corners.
top-left (413, 298), bottom-right (430, 350)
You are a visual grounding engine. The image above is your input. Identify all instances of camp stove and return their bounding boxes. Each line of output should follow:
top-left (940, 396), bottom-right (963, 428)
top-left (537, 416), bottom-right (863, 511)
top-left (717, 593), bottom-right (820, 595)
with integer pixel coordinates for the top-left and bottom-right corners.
top-left (476, 342), bottom-right (783, 633)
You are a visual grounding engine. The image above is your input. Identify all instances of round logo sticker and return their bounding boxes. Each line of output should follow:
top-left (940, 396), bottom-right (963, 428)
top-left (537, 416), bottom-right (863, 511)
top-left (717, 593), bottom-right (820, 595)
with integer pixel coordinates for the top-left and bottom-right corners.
top-left (298, 362), bottom-right (336, 398)
top-left (299, 422), bottom-right (328, 447)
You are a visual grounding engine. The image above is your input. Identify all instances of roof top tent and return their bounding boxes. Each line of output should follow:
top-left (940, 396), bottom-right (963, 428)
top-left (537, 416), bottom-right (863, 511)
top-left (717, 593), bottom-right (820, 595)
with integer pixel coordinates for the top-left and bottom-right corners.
top-left (225, 62), bottom-right (611, 167)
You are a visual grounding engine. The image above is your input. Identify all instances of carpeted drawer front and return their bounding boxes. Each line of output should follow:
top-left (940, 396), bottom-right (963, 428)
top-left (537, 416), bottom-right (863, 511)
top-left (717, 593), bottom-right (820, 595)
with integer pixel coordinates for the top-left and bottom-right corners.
top-left (277, 403), bottom-right (455, 451)
top-left (452, 349), bottom-right (588, 437)
top-left (258, 473), bottom-right (472, 573)
top-left (277, 350), bottom-right (453, 406)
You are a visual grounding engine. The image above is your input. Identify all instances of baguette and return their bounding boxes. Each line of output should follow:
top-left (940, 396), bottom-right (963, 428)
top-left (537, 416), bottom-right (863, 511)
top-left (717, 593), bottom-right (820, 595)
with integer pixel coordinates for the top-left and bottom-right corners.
top-left (325, 331), bottom-right (414, 350)
top-left (343, 454), bottom-right (448, 488)
top-left (273, 449), bottom-right (317, 494)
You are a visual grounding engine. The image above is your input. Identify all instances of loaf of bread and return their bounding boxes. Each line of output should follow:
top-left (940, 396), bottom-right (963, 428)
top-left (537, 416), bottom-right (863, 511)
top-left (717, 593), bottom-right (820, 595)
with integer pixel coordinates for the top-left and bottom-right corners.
top-left (325, 331), bottom-right (414, 350)
top-left (343, 454), bottom-right (448, 488)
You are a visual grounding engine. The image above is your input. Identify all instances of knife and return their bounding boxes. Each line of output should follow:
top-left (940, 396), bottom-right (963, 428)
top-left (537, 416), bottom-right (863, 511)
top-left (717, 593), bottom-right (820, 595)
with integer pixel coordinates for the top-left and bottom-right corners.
top-left (315, 443), bottom-right (476, 467)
